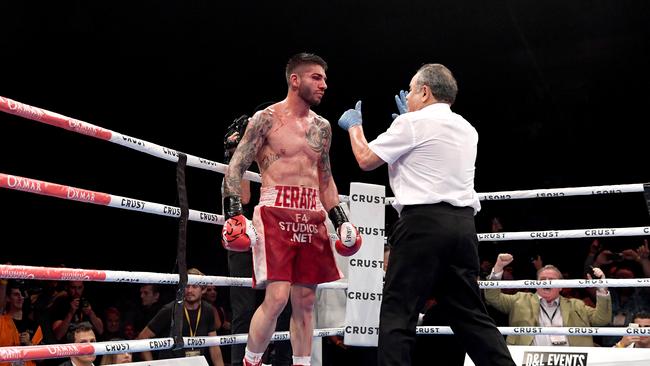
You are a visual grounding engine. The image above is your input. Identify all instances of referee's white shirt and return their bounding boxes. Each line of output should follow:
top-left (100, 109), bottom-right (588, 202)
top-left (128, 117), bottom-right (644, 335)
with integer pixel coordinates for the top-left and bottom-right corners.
top-left (368, 103), bottom-right (481, 215)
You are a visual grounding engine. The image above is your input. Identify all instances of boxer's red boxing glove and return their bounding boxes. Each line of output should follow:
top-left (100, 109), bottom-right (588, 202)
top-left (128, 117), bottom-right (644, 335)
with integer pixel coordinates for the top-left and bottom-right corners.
top-left (242, 358), bottom-right (261, 366)
top-left (221, 196), bottom-right (257, 252)
top-left (328, 205), bottom-right (362, 256)
top-left (336, 222), bottom-right (362, 256)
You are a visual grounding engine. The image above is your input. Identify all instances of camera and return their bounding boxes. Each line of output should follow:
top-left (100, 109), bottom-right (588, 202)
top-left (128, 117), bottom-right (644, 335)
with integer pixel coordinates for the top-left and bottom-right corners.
top-left (224, 115), bottom-right (249, 152)
top-left (79, 297), bottom-right (90, 308)
top-left (585, 265), bottom-right (602, 279)
top-left (223, 114), bottom-right (250, 164)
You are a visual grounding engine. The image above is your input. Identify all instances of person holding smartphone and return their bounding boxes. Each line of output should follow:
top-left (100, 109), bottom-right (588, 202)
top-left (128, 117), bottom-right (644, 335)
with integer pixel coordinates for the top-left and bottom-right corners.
top-left (614, 312), bottom-right (650, 348)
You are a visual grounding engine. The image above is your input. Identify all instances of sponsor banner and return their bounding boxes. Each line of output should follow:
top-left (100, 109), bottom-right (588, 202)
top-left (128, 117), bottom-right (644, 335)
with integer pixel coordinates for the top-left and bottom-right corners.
top-left (0, 343), bottom-right (95, 362)
top-left (1, 172), bottom-right (226, 226)
top-left (97, 340), bottom-right (134, 354)
top-left (416, 326), bottom-right (451, 335)
top-left (0, 265), bottom-right (106, 281)
top-left (0, 96), bottom-right (113, 140)
top-left (0, 96), bottom-right (46, 121)
top-left (463, 345), bottom-right (650, 366)
top-left (313, 328), bottom-right (345, 338)
top-left (141, 338), bottom-right (174, 352)
top-left (190, 211), bottom-right (224, 225)
top-left (118, 134), bottom-right (146, 148)
top-left (521, 351), bottom-right (588, 366)
top-left (103, 271), bottom-right (177, 284)
top-left (187, 275), bottom-right (252, 288)
top-left (344, 183), bottom-right (385, 346)
top-left (108, 196), bottom-right (225, 225)
top-left (0, 174), bottom-right (111, 205)
top-left (66, 118), bottom-right (112, 139)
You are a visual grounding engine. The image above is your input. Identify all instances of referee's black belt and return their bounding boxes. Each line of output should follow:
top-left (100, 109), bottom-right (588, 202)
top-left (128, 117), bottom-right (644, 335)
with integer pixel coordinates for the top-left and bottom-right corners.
top-left (401, 201), bottom-right (473, 217)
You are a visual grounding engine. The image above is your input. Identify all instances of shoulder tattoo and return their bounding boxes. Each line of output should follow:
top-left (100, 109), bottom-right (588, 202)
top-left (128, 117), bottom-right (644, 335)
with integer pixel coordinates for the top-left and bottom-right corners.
top-left (306, 115), bottom-right (332, 180)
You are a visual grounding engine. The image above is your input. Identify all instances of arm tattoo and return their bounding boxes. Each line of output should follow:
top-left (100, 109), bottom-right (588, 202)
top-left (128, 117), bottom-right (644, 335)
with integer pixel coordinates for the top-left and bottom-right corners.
top-left (224, 113), bottom-right (272, 196)
top-left (306, 116), bottom-right (333, 183)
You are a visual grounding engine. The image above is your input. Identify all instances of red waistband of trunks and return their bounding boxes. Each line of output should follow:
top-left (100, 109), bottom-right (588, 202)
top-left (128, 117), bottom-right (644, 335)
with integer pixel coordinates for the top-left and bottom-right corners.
top-left (260, 185), bottom-right (323, 211)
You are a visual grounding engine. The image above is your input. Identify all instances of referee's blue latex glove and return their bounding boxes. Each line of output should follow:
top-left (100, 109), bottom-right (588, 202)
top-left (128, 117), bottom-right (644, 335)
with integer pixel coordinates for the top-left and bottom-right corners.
top-left (338, 100), bottom-right (363, 130)
top-left (391, 90), bottom-right (408, 120)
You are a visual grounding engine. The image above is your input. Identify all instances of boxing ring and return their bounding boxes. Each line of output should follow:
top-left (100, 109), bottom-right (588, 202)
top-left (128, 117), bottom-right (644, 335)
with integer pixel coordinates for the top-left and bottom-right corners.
top-left (2, 95), bottom-right (650, 366)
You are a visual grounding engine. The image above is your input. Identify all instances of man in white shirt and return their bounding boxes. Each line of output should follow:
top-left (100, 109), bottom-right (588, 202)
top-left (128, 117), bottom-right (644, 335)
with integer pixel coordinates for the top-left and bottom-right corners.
top-left (337, 63), bottom-right (515, 366)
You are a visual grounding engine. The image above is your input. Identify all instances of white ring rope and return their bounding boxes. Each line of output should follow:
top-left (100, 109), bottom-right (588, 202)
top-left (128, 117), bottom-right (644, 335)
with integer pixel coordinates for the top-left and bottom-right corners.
top-left (3, 173), bottom-right (649, 244)
top-left (0, 173), bottom-right (225, 225)
top-left (476, 184), bottom-right (645, 201)
top-left (477, 226), bottom-right (650, 241)
top-left (0, 264), bottom-right (348, 290)
top-left (1, 95), bottom-right (644, 205)
top-left (415, 326), bottom-right (650, 337)
top-left (1, 264), bottom-right (646, 290)
top-left (477, 278), bottom-right (650, 289)
top-left (2, 326), bottom-right (648, 362)
top-left (340, 183), bottom-right (646, 204)
top-left (0, 96), bottom-right (261, 183)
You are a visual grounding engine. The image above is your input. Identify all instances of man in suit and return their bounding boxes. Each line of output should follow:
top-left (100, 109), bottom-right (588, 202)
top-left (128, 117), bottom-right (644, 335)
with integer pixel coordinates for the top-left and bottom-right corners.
top-left (58, 322), bottom-right (96, 366)
top-left (485, 253), bottom-right (612, 346)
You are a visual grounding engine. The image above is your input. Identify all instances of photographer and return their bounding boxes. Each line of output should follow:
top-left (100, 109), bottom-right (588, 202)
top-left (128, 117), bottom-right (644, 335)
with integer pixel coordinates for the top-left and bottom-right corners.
top-left (50, 281), bottom-right (103, 342)
top-left (1, 280), bottom-right (43, 366)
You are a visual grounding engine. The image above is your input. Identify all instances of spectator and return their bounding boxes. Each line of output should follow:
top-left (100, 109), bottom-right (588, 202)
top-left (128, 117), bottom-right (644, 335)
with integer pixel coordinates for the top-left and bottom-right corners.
top-left (485, 253), bottom-right (611, 346)
top-left (0, 280), bottom-right (44, 366)
top-left (479, 259), bottom-right (494, 280)
top-left (137, 268), bottom-right (224, 366)
top-left (25, 277), bottom-right (67, 346)
top-left (99, 338), bottom-right (133, 364)
top-left (100, 307), bottom-right (123, 341)
top-left (99, 352), bottom-right (132, 365)
top-left (559, 271), bottom-right (595, 308)
top-left (51, 281), bottom-right (103, 342)
top-left (614, 311), bottom-right (650, 348)
top-left (202, 285), bottom-right (228, 334)
top-left (122, 321), bottom-right (136, 340)
top-left (134, 284), bottom-right (162, 334)
top-left (203, 285), bottom-right (232, 366)
top-left (588, 240), bottom-right (650, 346)
top-left (58, 322), bottom-right (96, 366)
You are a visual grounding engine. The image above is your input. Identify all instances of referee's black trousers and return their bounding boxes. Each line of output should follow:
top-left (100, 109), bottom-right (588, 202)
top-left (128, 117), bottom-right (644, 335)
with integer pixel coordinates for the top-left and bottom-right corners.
top-left (378, 203), bottom-right (515, 366)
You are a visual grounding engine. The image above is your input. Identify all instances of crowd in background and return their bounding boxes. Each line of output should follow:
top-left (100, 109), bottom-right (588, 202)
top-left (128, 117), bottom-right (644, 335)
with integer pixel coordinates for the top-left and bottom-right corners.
top-left (2, 224), bottom-right (650, 366)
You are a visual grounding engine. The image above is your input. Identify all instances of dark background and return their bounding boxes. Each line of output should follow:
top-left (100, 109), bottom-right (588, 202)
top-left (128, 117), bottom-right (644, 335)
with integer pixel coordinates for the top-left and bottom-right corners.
top-left (2, 1), bottom-right (650, 284)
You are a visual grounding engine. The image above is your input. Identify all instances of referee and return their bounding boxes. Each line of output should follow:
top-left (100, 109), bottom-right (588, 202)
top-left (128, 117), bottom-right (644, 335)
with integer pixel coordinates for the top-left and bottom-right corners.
top-left (337, 63), bottom-right (515, 366)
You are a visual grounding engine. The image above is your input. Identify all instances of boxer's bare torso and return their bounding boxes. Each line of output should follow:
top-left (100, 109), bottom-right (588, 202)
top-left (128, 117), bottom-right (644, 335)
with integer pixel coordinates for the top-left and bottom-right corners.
top-left (255, 104), bottom-right (330, 187)
top-left (224, 101), bottom-right (338, 210)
